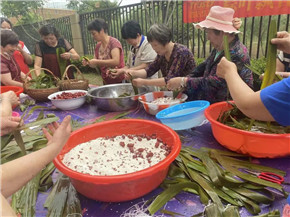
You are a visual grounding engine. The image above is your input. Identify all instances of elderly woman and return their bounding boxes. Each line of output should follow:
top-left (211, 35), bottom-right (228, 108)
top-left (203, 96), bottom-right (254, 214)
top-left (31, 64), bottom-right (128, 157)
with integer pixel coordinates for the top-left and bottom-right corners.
top-left (82, 18), bottom-right (125, 85)
top-left (0, 30), bottom-right (28, 87)
top-left (1, 17), bottom-right (33, 77)
top-left (34, 24), bottom-right (80, 79)
top-left (167, 6), bottom-right (253, 103)
top-left (110, 23), bottom-right (196, 88)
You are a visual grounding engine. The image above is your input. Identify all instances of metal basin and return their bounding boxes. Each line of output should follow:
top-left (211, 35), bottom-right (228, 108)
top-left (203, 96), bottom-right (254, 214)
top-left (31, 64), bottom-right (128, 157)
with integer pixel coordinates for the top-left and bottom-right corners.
top-left (88, 83), bottom-right (148, 111)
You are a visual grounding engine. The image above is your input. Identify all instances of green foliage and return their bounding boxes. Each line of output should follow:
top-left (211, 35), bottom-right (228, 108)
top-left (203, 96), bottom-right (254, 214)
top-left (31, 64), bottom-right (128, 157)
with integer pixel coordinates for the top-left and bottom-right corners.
top-left (66, 0), bottom-right (118, 13)
top-left (1, 0), bottom-right (46, 24)
top-left (28, 73), bottom-right (57, 89)
top-left (195, 57), bottom-right (205, 66)
top-left (250, 58), bottom-right (266, 91)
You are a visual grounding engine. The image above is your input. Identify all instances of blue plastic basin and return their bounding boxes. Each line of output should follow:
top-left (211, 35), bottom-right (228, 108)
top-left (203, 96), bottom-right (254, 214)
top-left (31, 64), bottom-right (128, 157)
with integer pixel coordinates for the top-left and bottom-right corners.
top-left (156, 100), bottom-right (210, 130)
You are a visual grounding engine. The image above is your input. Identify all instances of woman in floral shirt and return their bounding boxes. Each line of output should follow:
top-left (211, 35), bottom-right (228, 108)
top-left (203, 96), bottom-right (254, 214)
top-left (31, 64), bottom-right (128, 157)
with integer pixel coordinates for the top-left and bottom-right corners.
top-left (112, 23), bottom-right (196, 89)
top-left (167, 6), bottom-right (253, 103)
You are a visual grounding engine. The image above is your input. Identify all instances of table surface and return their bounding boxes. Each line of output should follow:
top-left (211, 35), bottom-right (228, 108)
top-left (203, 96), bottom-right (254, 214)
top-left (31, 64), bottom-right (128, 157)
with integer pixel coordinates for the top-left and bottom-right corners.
top-left (15, 97), bottom-right (290, 217)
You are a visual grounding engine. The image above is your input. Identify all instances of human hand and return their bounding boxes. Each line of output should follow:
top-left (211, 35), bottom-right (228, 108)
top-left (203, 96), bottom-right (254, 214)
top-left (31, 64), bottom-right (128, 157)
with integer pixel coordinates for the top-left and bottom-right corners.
top-left (1, 91), bottom-right (20, 107)
top-left (42, 115), bottom-right (71, 153)
top-left (217, 57), bottom-right (237, 79)
top-left (271, 31), bottom-right (290, 54)
top-left (260, 71), bottom-right (290, 80)
top-left (132, 78), bottom-right (146, 87)
top-left (107, 68), bottom-right (124, 78)
top-left (17, 44), bottom-right (24, 52)
top-left (233, 17), bottom-right (242, 30)
top-left (0, 116), bottom-right (22, 136)
top-left (167, 77), bottom-right (183, 90)
top-left (60, 52), bottom-right (71, 60)
top-left (124, 70), bottom-right (135, 80)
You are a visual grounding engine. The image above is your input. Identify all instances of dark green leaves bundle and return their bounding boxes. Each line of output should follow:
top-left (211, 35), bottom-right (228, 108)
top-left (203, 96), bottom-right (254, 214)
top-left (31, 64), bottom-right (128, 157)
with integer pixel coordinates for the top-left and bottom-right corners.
top-left (28, 73), bottom-right (57, 89)
top-left (218, 103), bottom-right (290, 134)
top-left (148, 147), bottom-right (287, 216)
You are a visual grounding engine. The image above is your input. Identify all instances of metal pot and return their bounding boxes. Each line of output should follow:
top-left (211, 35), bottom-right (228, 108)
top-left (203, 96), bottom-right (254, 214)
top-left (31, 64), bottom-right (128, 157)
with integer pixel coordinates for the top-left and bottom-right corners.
top-left (88, 83), bottom-right (148, 111)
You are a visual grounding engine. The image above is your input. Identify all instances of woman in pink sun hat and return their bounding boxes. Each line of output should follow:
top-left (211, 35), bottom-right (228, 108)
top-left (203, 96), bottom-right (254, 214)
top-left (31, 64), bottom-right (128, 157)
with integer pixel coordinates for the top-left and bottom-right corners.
top-left (167, 6), bottom-right (253, 104)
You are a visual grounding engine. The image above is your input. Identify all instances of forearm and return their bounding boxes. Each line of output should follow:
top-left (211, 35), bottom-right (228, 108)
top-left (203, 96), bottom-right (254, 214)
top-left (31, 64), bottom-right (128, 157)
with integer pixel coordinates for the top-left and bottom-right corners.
top-left (130, 69), bottom-right (147, 79)
top-left (0, 99), bottom-right (13, 117)
top-left (34, 57), bottom-right (42, 76)
top-left (0, 144), bottom-right (59, 198)
top-left (143, 78), bottom-right (166, 87)
top-left (90, 58), bottom-right (120, 68)
top-left (224, 71), bottom-right (254, 104)
top-left (224, 71), bottom-right (274, 121)
top-left (20, 50), bottom-right (33, 65)
top-left (70, 52), bottom-right (80, 61)
top-left (1, 79), bottom-right (23, 88)
top-left (1, 193), bottom-right (17, 216)
top-left (129, 63), bottom-right (149, 71)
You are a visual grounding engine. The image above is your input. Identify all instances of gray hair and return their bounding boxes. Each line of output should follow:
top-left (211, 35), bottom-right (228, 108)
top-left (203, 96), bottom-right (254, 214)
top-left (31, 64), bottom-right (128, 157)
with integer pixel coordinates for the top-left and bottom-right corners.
top-left (147, 24), bottom-right (172, 46)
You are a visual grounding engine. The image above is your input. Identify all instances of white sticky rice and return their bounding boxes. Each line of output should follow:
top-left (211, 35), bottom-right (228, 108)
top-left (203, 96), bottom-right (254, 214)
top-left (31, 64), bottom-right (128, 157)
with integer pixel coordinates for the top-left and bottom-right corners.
top-left (62, 134), bottom-right (171, 176)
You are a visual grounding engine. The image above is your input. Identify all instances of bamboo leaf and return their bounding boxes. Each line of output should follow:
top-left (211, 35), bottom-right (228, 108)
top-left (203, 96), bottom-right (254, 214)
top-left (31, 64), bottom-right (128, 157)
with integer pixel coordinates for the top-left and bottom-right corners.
top-left (47, 175), bottom-right (70, 217)
top-left (180, 156), bottom-right (224, 213)
top-left (222, 205), bottom-right (241, 217)
top-left (223, 35), bottom-right (231, 61)
top-left (211, 151), bottom-right (284, 192)
top-left (148, 181), bottom-right (205, 215)
top-left (261, 20), bottom-right (277, 89)
top-left (62, 182), bottom-right (82, 217)
top-left (19, 117), bottom-right (59, 130)
top-left (205, 202), bottom-right (222, 217)
top-left (12, 130), bottom-right (26, 155)
top-left (1, 133), bottom-right (14, 151)
top-left (56, 47), bottom-right (67, 77)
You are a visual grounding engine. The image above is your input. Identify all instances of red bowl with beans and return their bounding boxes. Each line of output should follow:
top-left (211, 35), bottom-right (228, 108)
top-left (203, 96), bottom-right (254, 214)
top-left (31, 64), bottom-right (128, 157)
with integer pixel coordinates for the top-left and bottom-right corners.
top-left (48, 90), bottom-right (87, 110)
top-left (53, 119), bottom-right (181, 202)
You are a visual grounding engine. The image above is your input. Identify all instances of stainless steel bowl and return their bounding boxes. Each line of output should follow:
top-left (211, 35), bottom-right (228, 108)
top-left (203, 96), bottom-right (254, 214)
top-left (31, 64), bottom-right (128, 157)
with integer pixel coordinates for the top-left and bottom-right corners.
top-left (88, 83), bottom-right (148, 111)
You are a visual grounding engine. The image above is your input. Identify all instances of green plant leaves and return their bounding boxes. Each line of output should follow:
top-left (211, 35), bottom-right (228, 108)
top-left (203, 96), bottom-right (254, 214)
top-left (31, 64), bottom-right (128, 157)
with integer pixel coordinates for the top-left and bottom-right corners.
top-left (148, 147), bottom-right (287, 216)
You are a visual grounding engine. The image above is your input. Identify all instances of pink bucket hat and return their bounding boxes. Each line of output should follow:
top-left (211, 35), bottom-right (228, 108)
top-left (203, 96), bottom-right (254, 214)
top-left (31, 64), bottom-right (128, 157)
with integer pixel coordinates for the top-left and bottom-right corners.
top-left (193, 6), bottom-right (240, 34)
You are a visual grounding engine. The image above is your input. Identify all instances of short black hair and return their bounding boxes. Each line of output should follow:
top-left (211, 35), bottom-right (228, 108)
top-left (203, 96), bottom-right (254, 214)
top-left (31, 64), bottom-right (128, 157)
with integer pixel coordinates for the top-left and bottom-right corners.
top-left (39, 24), bottom-right (60, 38)
top-left (87, 18), bottom-right (108, 33)
top-left (0, 17), bottom-right (13, 28)
top-left (147, 24), bottom-right (172, 46)
top-left (121, 20), bottom-right (142, 39)
top-left (1, 30), bottom-right (19, 47)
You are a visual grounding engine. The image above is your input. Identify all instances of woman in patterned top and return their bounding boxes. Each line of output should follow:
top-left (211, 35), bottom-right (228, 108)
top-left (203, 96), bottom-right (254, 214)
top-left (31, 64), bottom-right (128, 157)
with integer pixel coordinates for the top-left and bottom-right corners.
top-left (34, 24), bottom-right (80, 79)
top-left (111, 23), bottom-right (196, 89)
top-left (167, 6), bottom-right (253, 104)
top-left (82, 18), bottom-right (125, 85)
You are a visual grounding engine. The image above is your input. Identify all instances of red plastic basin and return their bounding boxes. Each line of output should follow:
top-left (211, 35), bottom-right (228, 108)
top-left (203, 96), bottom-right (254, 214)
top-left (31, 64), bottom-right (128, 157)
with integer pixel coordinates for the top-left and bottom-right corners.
top-left (54, 119), bottom-right (181, 202)
top-left (0, 86), bottom-right (23, 96)
top-left (205, 101), bottom-right (290, 158)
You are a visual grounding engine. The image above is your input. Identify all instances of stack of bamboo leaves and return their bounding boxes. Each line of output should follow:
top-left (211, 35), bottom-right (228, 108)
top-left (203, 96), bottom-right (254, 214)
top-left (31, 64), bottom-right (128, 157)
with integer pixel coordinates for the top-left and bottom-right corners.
top-left (148, 147), bottom-right (287, 216)
top-left (44, 174), bottom-right (82, 217)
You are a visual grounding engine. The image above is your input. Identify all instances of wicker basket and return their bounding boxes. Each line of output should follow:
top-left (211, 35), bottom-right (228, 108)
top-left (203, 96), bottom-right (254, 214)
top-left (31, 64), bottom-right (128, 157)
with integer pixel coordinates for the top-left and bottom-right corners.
top-left (58, 64), bottom-right (89, 91)
top-left (23, 68), bottom-right (60, 102)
